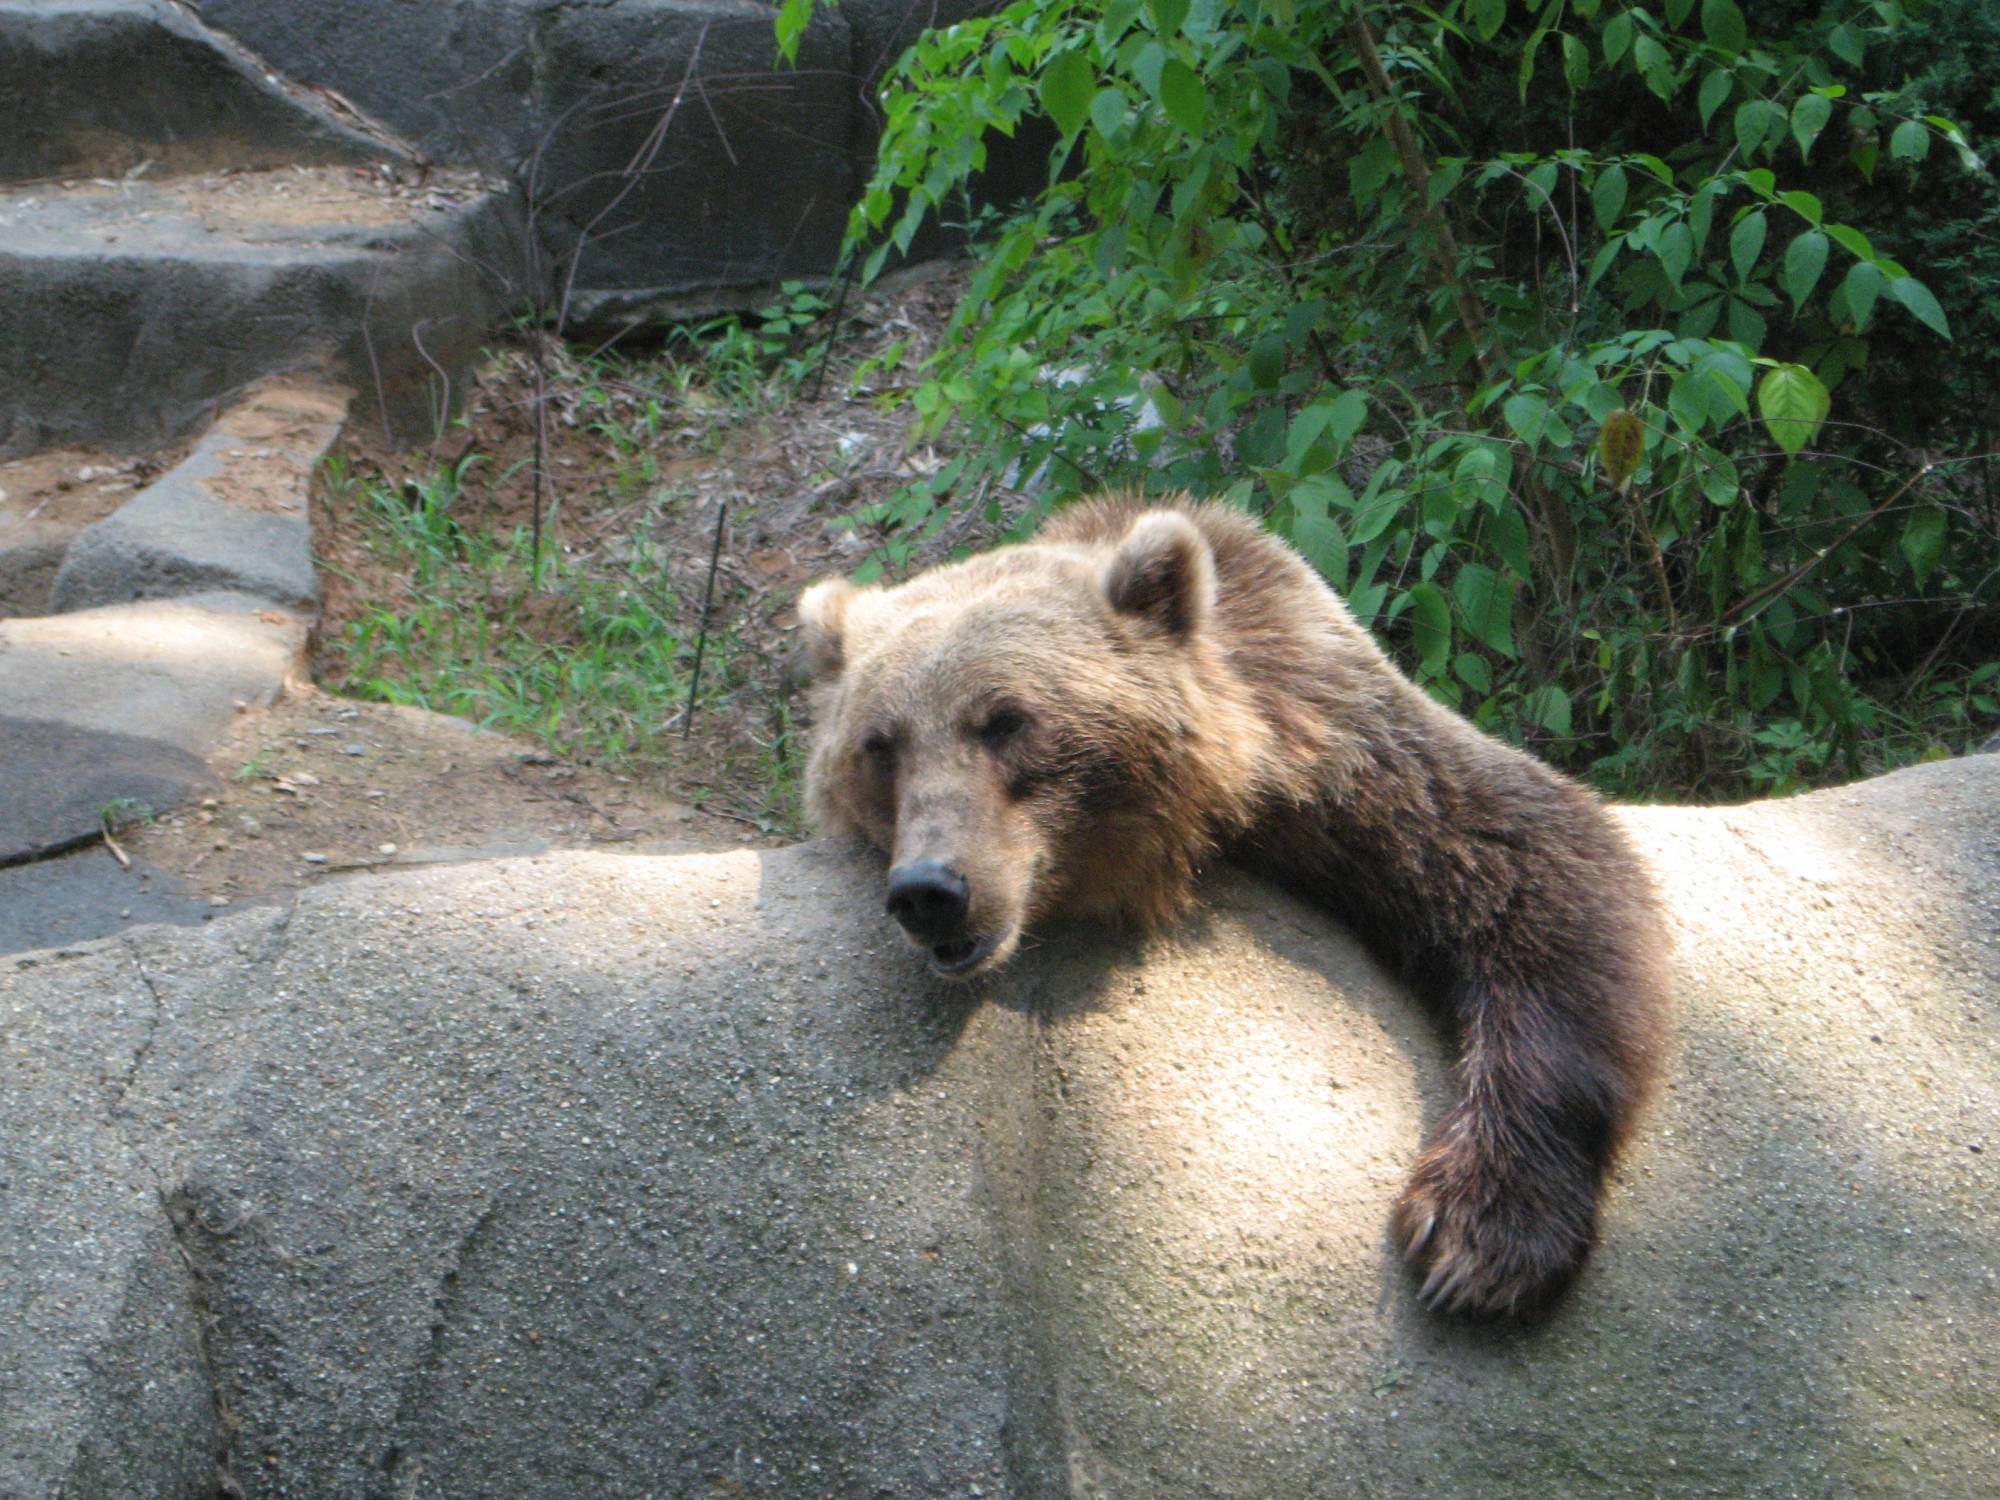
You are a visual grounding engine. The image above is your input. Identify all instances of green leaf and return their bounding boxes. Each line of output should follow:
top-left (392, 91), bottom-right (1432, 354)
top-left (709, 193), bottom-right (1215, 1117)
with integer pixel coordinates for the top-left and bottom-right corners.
top-left (1779, 190), bottom-right (1822, 227)
top-left (1890, 120), bottom-right (1930, 161)
top-left (1839, 260), bottom-right (1884, 327)
top-left (1791, 93), bottom-right (1831, 160)
top-left (1588, 237), bottom-right (1623, 287)
top-left (1323, 389), bottom-right (1369, 448)
top-left (1726, 295), bottom-right (1767, 346)
top-left (1734, 99), bottom-right (1783, 158)
top-left (1453, 653), bottom-right (1493, 694)
top-left (1089, 87), bottom-right (1128, 142)
top-left (1562, 33), bottom-right (1590, 91)
top-left (1525, 161), bottom-right (1559, 209)
top-left (1157, 58), bottom-right (1205, 133)
top-left (1406, 583), bottom-right (1452, 674)
top-left (1756, 363), bottom-right (1830, 456)
top-left (1146, 0), bottom-right (1190, 35)
top-left (1698, 68), bottom-right (1733, 130)
top-left (1702, 0), bottom-right (1747, 55)
top-left (1603, 10), bottom-right (1634, 65)
top-left (1688, 181), bottom-right (1720, 253)
top-left (1633, 34), bottom-right (1671, 98)
top-left (1248, 334), bottom-right (1286, 391)
top-left (1657, 221), bottom-right (1693, 289)
top-left (1591, 164), bottom-right (1628, 231)
top-left (1129, 38), bottom-right (1167, 98)
top-left (1782, 229), bottom-right (1828, 311)
top-left (1518, 23), bottom-right (1548, 101)
top-left (1040, 50), bottom-right (1094, 137)
top-left (1899, 506), bottom-right (1946, 589)
top-left (1453, 563), bottom-right (1515, 657)
top-left (774, 0), bottom-right (813, 60)
top-left (1503, 392), bottom-right (1551, 446)
top-left (1828, 23), bottom-right (1865, 67)
top-left (1523, 684), bottom-right (1572, 737)
top-left (1491, 504), bottom-right (1532, 578)
top-left (1290, 506), bottom-right (1348, 586)
top-left (1729, 210), bottom-right (1766, 282)
top-left (1632, 153), bottom-right (1675, 185)
top-left (1887, 275), bottom-right (1951, 338)
top-left (1469, 0), bottom-right (1506, 40)
top-left (1348, 134), bottom-right (1395, 208)
top-left (1285, 391), bottom-right (1368, 465)
top-left (1825, 223), bottom-right (1873, 261)
top-left (1668, 373), bottom-right (1710, 435)
top-left (1702, 454), bottom-right (1741, 506)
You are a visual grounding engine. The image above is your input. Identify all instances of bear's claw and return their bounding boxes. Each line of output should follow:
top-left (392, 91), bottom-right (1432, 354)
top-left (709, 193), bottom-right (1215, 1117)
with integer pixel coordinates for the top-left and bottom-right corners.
top-left (1391, 1128), bottom-right (1598, 1320)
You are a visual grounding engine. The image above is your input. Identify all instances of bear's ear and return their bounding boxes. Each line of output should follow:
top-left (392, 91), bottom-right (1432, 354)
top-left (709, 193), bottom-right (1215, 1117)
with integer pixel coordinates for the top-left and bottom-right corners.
top-left (1102, 511), bottom-right (1215, 638)
top-left (796, 577), bottom-right (857, 682)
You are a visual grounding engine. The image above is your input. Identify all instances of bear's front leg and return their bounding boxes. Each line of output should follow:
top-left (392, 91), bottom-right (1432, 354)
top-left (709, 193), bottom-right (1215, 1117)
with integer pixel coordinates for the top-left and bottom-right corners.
top-left (1388, 968), bottom-right (1643, 1318)
top-left (1247, 771), bottom-right (1668, 1319)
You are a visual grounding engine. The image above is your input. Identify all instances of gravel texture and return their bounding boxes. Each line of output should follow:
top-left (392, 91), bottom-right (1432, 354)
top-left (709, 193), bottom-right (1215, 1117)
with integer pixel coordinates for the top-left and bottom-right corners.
top-left (0, 755), bottom-right (1994, 1498)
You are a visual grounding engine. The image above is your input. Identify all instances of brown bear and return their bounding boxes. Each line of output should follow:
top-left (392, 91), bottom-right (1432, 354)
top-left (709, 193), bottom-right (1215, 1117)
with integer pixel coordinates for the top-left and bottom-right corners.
top-left (798, 498), bottom-right (1671, 1319)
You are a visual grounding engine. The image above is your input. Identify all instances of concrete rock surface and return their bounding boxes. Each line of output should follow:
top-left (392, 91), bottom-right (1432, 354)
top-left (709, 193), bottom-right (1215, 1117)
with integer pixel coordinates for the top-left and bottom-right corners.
top-left (0, 756), bottom-right (1994, 1499)
top-left (187, 0), bottom-right (1036, 320)
top-left (0, 171), bottom-right (527, 454)
top-left (0, 0), bottom-right (396, 181)
top-left (0, 592), bottom-right (304, 862)
top-left (52, 380), bottom-right (343, 614)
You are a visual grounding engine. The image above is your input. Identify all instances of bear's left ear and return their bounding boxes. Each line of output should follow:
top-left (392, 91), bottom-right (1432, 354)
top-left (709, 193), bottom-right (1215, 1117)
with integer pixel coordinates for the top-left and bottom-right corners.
top-left (796, 578), bottom-right (857, 682)
top-left (1102, 510), bottom-right (1216, 638)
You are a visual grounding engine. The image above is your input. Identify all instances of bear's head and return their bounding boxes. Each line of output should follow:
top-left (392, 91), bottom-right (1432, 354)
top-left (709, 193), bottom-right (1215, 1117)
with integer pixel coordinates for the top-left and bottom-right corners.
top-left (798, 509), bottom-right (1273, 978)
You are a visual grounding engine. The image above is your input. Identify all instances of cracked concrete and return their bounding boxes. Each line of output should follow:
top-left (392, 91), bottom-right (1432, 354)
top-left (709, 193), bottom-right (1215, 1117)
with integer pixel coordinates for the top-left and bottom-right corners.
top-left (0, 938), bottom-right (216, 1500)
top-left (107, 944), bottom-right (167, 1118)
top-left (158, 1184), bottom-right (248, 1500)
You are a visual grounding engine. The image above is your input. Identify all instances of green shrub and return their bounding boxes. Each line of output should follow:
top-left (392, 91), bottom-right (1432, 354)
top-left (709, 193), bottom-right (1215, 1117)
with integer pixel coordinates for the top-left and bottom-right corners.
top-left (783, 0), bottom-right (1999, 796)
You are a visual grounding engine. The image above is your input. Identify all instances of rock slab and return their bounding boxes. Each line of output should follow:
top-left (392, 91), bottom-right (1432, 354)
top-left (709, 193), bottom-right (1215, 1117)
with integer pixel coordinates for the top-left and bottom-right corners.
top-left (0, 756), bottom-right (1995, 1498)
top-left (0, 593), bottom-right (304, 863)
top-left (0, 171), bottom-right (528, 454)
top-left (0, 0), bottom-right (396, 181)
top-left (53, 380), bottom-right (343, 614)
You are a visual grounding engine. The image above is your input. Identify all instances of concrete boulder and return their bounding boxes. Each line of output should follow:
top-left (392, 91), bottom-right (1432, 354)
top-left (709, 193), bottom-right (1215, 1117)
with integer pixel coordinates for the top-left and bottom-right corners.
top-left (187, 0), bottom-right (1031, 322)
top-left (1, 755), bottom-right (1995, 1498)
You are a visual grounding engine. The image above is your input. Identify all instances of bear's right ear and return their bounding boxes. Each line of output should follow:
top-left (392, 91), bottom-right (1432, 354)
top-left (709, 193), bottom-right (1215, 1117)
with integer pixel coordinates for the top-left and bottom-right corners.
top-left (796, 578), bottom-right (857, 683)
top-left (1102, 510), bottom-right (1215, 638)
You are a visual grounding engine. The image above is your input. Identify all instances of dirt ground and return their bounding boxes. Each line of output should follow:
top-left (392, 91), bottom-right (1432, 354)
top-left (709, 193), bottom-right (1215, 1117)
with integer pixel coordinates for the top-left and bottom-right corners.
top-left (0, 444), bottom-right (186, 617)
top-left (110, 683), bottom-right (766, 913)
top-left (115, 260), bottom-right (1004, 908)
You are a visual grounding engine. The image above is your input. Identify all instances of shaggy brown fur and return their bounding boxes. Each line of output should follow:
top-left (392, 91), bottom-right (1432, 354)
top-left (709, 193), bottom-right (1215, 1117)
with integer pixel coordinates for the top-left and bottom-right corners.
top-left (799, 499), bottom-right (1671, 1319)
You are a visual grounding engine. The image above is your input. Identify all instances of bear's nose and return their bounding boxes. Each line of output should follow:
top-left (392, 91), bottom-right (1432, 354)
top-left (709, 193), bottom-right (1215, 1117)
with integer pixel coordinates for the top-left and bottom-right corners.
top-left (885, 860), bottom-right (970, 942)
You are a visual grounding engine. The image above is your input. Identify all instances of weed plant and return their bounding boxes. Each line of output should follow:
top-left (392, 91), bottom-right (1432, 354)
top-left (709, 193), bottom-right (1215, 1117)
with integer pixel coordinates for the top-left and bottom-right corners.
top-left (534, 282), bottom-right (835, 490)
top-left (323, 457), bottom-right (713, 767)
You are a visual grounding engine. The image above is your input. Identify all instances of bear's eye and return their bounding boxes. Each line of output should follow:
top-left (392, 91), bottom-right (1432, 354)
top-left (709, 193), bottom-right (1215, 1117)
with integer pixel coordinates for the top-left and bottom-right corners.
top-left (979, 706), bottom-right (1030, 747)
top-left (860, 729), bottom-right (896, 771)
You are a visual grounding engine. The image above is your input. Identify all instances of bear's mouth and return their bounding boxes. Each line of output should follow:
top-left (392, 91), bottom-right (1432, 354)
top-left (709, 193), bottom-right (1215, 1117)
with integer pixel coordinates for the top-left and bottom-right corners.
top-left (926, 929), bottom-right (1009, 978)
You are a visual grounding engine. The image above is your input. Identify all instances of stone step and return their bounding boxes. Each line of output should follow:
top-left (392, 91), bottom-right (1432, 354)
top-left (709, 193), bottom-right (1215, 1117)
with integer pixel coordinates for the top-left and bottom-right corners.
top-left (0, 0), bottom-right (406, 182)
top-left (0, 377), bottom-right (342, 865)
top-left (52, 377), bottom-right (344, 616)
top-left (0, 166), bottom-right (532, 455)
top-left (192, 0), bottom-right (867, 328)
top-left (0, 592), bottom-right (307, 865)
